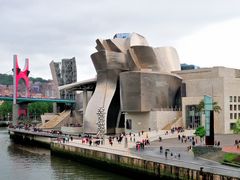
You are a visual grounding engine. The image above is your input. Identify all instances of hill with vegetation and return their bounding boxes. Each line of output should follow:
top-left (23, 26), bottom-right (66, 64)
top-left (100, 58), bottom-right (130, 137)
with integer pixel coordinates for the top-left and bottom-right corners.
top-left (0, 73), bottom-right (50, 85)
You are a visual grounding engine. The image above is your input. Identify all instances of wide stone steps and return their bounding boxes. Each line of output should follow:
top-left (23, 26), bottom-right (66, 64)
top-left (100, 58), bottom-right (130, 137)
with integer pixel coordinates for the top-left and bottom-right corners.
top-left (40, 110), bottom-right (70, 129)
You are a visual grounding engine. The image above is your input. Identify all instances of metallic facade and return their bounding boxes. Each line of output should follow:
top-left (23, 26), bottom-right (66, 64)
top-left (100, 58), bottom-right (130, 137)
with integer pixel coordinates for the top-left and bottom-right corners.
top-left (120, 72), bottom-right (182, 112)
top-left (84, 33), bottom-right (182, 134)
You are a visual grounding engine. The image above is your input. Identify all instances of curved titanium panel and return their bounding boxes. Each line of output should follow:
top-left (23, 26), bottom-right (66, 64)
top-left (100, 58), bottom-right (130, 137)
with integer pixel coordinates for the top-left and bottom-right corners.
top-left (154, 47), bottom-right (181, 72)
top-left (120, 71), bottom-right (182, 112)
top-left (91, 50), bottom-right (129, 72)
top-left (84, 70), bottom-right (120, 134)
top-left (128, 46), bottom-right (180, 73)
top-left (84, 51), bottom-right (128, 134)
top-left (95, 32), bottom-right (149, 53)
top-left (129, 32), bottom-right (149, 47)
top-left (129, 46), bottom-right (159, 71)
top-left (84, 32), bottom-right (182, 134)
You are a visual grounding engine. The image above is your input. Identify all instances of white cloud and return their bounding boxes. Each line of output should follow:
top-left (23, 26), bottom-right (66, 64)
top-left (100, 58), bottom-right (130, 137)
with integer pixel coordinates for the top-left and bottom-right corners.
top-left (175, 18), bottom-right (240, 69)
top-left (1, 0), bottom-right (240, 80)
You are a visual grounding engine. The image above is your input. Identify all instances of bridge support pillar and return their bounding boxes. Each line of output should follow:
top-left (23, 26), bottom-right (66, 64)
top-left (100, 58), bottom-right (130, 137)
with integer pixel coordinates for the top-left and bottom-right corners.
top-left (82, 89), bottom-right (88, 133)
top-left (83, 89), bottom-right (88, 116)
top-left (12, 104), bottom-right (19, 125)
top-left (53, 102), bottom-right (57, 114)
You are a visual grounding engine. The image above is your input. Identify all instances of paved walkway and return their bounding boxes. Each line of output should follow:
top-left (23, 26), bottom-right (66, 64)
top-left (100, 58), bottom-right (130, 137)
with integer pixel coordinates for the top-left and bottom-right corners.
top-left (55, 131), bottom-right (240, 178)
top-left (222, 146), bottom-right (240, 154)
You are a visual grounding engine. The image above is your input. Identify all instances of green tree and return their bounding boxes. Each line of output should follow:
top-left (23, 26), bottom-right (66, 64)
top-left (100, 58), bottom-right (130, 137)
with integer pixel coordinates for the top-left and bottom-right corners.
top-left (0, 74), bottom-right (13, 85)
top-left (28, 102), bottom-right (53, 119)
top-left (0, 102), bottom-right (12, 120)
top-left (0, 73), bottom-right (50, 86)
top-left (194, 126), bottom-right (206, 143)
top-left (196, 100), bottom-right (221, 113)
top-left (233, 119), bottom-right (240, 134)
top-left (29, 77), bottom-right (48, 83)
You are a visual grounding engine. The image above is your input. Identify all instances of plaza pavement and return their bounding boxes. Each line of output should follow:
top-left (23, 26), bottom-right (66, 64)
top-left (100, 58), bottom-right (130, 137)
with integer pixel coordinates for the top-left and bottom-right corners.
top-left (56, 130), bottom-right (240, 178)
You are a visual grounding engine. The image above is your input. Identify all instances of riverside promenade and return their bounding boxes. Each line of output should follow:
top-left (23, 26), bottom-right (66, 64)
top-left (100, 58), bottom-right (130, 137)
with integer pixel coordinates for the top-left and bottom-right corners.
top-left (51, 130), bottom-right (240, 179)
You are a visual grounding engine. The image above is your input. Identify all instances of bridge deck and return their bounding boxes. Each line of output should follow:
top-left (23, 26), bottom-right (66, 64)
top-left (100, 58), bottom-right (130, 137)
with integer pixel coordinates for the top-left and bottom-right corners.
top-left (0, 96), bottom-right (75, 103)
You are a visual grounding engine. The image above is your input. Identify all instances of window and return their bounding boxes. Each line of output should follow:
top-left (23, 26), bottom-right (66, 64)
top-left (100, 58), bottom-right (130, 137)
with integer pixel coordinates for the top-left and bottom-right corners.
top-left (234, 105), bottom-right (237, 111)
top-left (238, 105), bottom-right (240, 111)
top-left (234, 96), bottom-right (237, 102)
top-left (126, 119), bottom-right (132, 130)
top-left (181, 83), bottom-right (186, 97)
top-left (234, 113), bottom-right (237, 119)
top-left (230, 123), bottom-right (236, 130)
top-left (230, 96), bottom-right (233, 102)
top-left (238, 113), bottom-right (240, 118)
top-left (238, 96), bottom-right (240, 102)
top-left (230, 113), bottom-right (233, 119)
top-left (230, 105), bottom-right (233, 111)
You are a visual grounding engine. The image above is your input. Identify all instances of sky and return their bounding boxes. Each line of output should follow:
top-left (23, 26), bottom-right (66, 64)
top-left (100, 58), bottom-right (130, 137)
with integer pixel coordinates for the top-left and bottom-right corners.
top-left (0, 0), bottom-right (240, 81)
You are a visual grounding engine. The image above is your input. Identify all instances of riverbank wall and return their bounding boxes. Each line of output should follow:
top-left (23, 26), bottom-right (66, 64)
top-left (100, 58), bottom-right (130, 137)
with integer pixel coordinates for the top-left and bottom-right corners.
top-left (0, 121), bottom-right (10, 127)
top-left (8, 129), bottom-right (239, 179)
top-left (51, 142), bottom-right (238, 180)
top-left (9, 129), bottom-right (53, 148)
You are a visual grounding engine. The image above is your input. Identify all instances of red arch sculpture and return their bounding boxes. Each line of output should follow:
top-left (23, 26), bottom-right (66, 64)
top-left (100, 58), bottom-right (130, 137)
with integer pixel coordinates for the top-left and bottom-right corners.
top-left (13, 55), bottom-right (30, 98)
top-left (13, 55), bottom-right (30, 117)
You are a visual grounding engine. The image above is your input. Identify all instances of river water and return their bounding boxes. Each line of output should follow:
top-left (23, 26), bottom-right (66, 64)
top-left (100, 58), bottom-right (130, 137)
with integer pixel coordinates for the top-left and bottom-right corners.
top-left (0, 128), bottom-right (131, 180)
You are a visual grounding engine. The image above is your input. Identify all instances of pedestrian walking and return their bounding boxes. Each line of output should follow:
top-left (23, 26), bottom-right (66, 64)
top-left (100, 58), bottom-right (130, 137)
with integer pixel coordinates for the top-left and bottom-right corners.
top-left (160, 146), bottom-right (163, 153)
top-left (165, 150), bottom-right (168, 159)
top-left (159, 136), bottom-right (162, 142)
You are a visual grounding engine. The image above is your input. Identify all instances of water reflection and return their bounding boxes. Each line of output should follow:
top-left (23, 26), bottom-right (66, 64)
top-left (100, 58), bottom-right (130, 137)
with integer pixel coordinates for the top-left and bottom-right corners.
top-left (0, 128), bottom-right (131, 180)
top-left (51, 156), bottom-right (130, 180)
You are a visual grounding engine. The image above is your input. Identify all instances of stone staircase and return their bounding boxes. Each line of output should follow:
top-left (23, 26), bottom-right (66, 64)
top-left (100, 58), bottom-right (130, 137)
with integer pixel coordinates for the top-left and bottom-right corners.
top-left (162, 117), bottom-right (183, 130)
top-left (40, 110), bottom-right (71, 129)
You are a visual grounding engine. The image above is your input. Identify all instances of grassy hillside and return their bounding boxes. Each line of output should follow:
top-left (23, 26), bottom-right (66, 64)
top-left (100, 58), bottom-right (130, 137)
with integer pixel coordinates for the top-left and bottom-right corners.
top-left (0, 74), bottom-right (13, 85)
top-left (0, 73), bottom-right (49, 85)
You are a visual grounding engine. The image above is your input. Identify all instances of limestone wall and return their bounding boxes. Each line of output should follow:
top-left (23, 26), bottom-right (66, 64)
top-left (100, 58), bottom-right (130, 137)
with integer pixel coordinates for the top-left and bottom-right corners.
top-left (125, 111), bottom-right (181, 133)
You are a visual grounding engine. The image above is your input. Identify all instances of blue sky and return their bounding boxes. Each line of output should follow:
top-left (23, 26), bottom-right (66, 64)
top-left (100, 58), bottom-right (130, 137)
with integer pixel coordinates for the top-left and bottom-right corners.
top-left (0, 0), bottom-right (240, 80)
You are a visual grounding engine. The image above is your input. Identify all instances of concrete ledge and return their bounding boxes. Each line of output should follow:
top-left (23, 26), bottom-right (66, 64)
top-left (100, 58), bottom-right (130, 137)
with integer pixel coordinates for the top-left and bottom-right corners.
top-left (61, 126), bottom-right (82, 135)
top-left (51, 142), bottom-right (236, 180)
top-left (192, 145), bottom-right (222, 156)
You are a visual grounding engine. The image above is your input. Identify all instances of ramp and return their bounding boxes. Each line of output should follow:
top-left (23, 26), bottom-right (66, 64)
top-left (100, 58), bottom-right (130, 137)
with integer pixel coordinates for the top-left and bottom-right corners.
top-left (162, 117), bottom-right (183, 130)
top-left (40, 110), bottom-right (70, 129)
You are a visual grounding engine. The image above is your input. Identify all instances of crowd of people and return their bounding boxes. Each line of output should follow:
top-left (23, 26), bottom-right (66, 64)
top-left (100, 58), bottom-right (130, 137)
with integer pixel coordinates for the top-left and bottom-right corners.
top-left (234, 139), bottom-right (240, 149)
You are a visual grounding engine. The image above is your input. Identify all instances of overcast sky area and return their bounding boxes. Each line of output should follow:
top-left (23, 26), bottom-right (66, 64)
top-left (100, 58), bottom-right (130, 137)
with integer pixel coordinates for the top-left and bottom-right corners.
top-left (1, 0), bottom-right (240, 81)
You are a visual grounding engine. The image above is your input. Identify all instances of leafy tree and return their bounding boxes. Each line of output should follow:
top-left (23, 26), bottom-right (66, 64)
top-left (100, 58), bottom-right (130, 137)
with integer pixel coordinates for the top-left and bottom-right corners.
top-left (28, 102), bottom-right (53, 119)
top-left (233, 119), bottom-right (240, 134)
top-left (196, 100), bottom-right (221, 113)
top-left (196, 100), bottom-right (204, 113)
top-left (194, 126), bottom-right (206, 143)
top-left (0, 102), bottom-right (12, 120)
top-left (0, 73), bottom-right (50, 86)
top-left (212, 101), bottom-right (221, 113)
top-left (0, 74), bottom-right (13, 85)
top-left (29, 77), bottom-right (49, 83)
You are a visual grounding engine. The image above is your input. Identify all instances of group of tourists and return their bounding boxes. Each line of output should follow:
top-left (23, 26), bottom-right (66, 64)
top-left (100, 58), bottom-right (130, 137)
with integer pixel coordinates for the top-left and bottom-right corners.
top-left (234, 139), bottom-right (240, 149)
top-left (160, 147), bottom-right (181, 159)
top-left (214, 140), bottom-right (221, 146)
top-left (57, 135), bottom-right (73, 143)
top-left (135, 138), bottom-right (151, 151)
